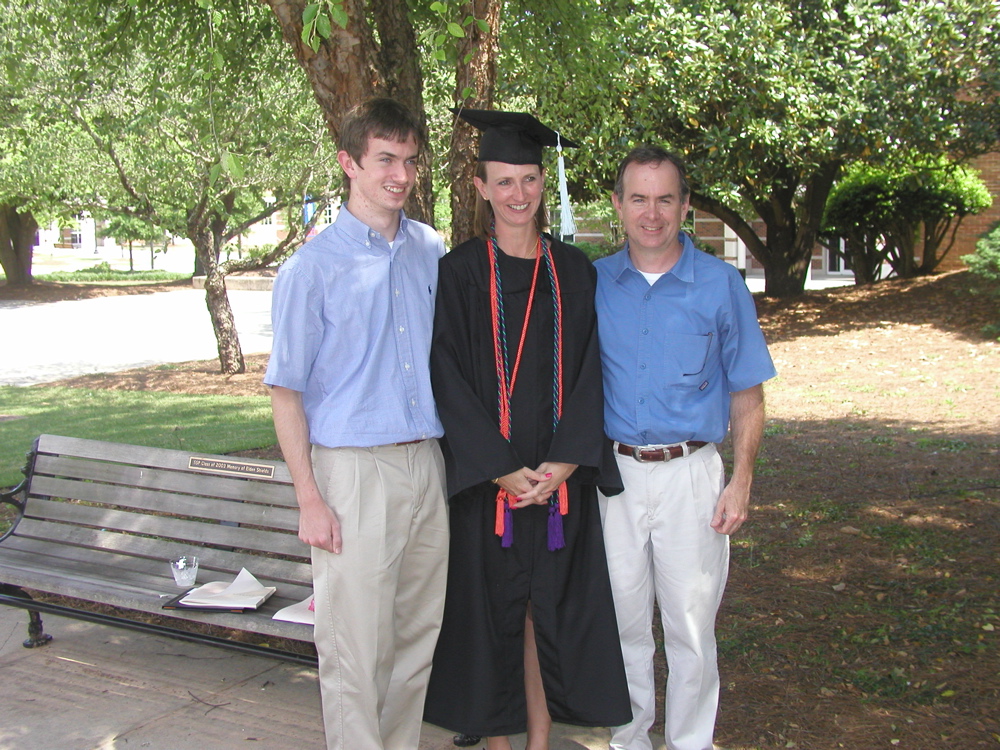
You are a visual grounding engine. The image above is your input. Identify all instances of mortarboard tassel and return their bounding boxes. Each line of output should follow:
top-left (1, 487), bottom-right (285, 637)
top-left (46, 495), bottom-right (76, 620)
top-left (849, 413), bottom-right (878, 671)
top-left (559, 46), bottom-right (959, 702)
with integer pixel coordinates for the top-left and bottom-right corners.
top-left (556, 134), bottom-right (577, 241)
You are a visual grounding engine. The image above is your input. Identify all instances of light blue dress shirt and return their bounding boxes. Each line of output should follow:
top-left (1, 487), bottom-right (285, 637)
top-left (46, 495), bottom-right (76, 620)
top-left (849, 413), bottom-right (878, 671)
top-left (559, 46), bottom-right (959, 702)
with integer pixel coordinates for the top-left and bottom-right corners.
top-left (264, 206), bottom-right (445, 448)
top-left (595, 232), bottom-right (776, 446)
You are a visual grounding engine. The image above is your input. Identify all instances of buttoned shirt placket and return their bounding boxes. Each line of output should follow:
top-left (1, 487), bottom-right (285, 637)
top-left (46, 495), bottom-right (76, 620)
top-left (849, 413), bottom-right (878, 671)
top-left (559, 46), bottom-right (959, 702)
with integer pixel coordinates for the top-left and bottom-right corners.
top-left (634, 279), bottom-right (655, 446)
top-left (380, 229), bottom-right (434, 441)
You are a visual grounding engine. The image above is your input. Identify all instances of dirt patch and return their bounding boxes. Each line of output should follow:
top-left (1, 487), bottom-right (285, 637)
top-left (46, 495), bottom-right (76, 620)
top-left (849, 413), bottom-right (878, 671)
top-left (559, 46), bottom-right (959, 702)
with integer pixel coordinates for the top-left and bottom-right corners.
top-left (44, 354), bottom-right (274, 399)
top-left (11, 270), bottom-right (1000, 749)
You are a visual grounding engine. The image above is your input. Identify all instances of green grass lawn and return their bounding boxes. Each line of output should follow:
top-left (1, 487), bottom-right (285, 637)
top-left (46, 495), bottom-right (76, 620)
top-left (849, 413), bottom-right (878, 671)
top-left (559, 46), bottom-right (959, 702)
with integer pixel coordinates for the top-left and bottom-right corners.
top-left (0, 387), bottom-right (276, 488)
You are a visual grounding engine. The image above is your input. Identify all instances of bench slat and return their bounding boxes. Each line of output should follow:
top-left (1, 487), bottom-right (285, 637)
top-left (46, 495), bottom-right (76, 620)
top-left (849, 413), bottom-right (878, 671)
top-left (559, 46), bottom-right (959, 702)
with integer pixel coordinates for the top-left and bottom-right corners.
top-left (18, 502), bottom-right (310, 559)
top-left (36, 434), bottom-right (292, 483)
top-left (4, 526), bottom-right (312, 586)
top-left (28, 475), bottom-right (300, 531)
top-left (0, 537), bottom-right (312, 597)
top-left (32, 453), bottom-right (298, 508)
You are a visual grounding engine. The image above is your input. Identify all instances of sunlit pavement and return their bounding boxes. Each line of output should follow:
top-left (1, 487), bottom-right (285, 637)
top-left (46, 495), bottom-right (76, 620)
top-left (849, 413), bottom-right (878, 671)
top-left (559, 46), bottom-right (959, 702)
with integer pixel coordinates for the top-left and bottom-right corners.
top-left (3, 246), bottom-right (272, 386)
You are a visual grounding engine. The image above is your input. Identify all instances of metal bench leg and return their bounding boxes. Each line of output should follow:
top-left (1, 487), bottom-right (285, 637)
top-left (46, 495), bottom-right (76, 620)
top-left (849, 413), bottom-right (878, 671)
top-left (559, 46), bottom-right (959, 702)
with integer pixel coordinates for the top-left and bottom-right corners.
top-left (25, 608), bottom-right (53, 648)
top-left (1, 584), bottom-right (53, 648)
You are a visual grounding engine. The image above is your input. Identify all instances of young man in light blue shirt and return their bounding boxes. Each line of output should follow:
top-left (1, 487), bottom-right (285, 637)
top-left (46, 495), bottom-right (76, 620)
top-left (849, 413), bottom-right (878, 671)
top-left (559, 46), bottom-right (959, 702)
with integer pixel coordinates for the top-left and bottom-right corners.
top-left (264, 98), bottom-right (447, 750)
top-left (595, 146), bottom-right (776, 750)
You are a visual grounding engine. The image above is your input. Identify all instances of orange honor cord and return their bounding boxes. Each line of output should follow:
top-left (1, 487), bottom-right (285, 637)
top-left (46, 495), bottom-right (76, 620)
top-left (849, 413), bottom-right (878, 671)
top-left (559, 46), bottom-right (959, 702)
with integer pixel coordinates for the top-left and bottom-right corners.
top-left (488, 235), bottom-right (567, 550)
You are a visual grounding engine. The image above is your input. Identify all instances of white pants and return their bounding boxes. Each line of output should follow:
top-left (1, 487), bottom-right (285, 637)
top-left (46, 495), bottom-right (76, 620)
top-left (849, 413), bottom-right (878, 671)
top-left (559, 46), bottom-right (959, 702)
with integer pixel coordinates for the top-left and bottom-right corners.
top-left (311, 440), bottom-right (449, 750)
top-left (599, 443), bottom-right (729, 750)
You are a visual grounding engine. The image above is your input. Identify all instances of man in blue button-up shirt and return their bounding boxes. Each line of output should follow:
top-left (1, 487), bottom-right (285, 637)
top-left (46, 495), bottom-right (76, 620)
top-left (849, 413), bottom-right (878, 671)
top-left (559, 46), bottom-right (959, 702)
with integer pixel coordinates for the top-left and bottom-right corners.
top-left (264, 99), bottom-right (448, 750)
top-left (595, 146), bottom-right (776, 750)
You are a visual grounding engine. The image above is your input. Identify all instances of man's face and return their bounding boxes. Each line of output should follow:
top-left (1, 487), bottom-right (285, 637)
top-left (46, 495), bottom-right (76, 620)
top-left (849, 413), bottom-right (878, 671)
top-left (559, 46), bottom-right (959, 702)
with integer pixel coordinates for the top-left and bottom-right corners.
top-left (338, 133), bottom-right (419, 221)
top-left (612, 160), bottom-right (690, 259)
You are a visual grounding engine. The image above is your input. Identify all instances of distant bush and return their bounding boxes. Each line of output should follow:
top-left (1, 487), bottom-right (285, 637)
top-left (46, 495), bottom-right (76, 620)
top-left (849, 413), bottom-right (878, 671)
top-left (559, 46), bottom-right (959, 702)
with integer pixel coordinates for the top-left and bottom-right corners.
top-left (962, 223), bottom-right (1000, 337)
top-left (36, 262), bottom-right (189, 283)
top-left (963, 223), bottom-right (1000, 285)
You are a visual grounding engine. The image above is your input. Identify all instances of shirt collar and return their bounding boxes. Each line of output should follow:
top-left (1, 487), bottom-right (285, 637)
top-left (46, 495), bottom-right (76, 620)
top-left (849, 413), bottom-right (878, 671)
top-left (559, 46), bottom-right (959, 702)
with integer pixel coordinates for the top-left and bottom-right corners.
top-left (335, 205), bottom-right (409, 248)
top-left (611, 231), bottom-right (697, 283)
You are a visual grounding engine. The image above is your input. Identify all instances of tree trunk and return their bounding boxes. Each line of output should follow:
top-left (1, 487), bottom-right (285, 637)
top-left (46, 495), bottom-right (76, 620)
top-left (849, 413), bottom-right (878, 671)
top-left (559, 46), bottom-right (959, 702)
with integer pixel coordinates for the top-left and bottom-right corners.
top-left (0, 203), bottom-right (38, 287)
top-left (265, 0), bottom-right (434, 223)
top-left (371, 0), bottom-right (434, 225)
top-left (743, 162), bottom-right (839, 298)
top-left (266, 0), bottom-right (378, 138)
top-left (758, 223), bottom-right (813, 298)
top-left (844, 234), bottom-right (881, 285)
top-left (449, 0), bottom-right (502, 245)
top-left (886, 220), bottom-right (917, 278)
top-left (189, 212), bottom-right (245, 374)
top-left (917, 215), bottom-right (962, 275)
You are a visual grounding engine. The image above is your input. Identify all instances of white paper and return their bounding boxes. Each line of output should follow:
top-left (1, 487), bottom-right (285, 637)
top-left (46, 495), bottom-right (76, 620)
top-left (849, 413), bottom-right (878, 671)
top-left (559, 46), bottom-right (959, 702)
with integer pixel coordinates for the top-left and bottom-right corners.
top-left (180, 568), bottom-right (276, 609)
top-left (271, 595), bottom-right (315, 626)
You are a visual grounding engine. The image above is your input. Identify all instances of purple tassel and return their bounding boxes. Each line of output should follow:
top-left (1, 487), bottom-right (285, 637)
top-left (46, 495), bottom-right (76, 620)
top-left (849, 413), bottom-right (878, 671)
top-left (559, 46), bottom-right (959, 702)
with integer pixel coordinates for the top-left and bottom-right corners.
top-left (547, 500), bottom-right (565, 551)
top-left (501, 503), bottom-right (514, 547)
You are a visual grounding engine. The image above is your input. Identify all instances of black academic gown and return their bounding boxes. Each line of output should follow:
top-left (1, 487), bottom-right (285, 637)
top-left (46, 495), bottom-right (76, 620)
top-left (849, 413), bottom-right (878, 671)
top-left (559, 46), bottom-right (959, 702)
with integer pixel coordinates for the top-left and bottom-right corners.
top-left (423, 235), bottom-right (631, 737)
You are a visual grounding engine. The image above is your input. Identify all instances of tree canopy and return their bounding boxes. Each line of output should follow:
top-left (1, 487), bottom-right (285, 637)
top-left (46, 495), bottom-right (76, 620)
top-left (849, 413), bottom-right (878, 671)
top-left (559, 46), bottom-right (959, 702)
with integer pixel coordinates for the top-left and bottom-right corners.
top-left (4, 0), bottom-right (340, 371)
top-left (502, 0), bottom-right (1000, 296)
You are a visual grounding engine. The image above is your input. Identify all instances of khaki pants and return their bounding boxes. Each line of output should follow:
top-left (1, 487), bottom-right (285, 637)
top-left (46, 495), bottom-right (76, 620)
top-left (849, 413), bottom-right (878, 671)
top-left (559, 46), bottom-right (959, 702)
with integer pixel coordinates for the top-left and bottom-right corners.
top-left (311, 440), bottom-right (449, 750)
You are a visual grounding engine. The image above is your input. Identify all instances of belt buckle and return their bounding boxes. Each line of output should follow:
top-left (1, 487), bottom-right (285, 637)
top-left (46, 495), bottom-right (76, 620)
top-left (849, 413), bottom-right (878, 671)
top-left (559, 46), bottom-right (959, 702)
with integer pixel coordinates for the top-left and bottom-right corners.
top-left (632, 445), bottom-right (666, 462)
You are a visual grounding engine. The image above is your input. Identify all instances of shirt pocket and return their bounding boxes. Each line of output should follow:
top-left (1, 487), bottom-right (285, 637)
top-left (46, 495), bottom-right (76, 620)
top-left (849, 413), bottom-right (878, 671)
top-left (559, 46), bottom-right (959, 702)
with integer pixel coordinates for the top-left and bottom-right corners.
top-left (662, 332), bottom-right (718, 389)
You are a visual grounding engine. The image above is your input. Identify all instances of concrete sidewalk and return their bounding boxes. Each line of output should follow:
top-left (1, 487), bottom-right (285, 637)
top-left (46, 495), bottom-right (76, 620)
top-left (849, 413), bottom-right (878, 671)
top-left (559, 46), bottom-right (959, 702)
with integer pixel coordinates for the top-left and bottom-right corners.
top-left (0, 605), bottom-right (626, 750)
top-left (0, 288), bottom-right (273, 387)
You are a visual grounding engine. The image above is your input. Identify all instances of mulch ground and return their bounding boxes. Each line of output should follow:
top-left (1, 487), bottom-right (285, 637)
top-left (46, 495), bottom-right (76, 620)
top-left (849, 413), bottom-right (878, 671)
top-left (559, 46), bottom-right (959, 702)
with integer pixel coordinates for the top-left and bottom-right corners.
top-left (4, 270), bottom-right (999, 749)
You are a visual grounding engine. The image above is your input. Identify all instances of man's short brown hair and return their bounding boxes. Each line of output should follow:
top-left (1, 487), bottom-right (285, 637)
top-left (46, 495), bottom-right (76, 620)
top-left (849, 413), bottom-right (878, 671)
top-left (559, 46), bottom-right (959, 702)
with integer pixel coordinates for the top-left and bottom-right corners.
top-left (613, 146), bottom-right (690, 202)
top-left (339, 98), bottom-right (424, 165)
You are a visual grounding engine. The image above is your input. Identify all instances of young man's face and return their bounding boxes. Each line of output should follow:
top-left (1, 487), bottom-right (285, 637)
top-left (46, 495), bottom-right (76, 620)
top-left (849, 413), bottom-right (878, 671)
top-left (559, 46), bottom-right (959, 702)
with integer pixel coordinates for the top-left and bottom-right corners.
top-left (612, 159), bottom-right (690, 259)
top-left (338, 133), bottom-right (419, 222)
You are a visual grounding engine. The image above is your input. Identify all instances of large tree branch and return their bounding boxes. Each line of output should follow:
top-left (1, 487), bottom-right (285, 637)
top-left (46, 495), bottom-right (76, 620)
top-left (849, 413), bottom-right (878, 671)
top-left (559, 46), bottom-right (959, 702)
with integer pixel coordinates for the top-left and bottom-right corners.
top-left (689, 190), bottom-right (768, 264)
top-left (72, 102), bottom-right (157, 223)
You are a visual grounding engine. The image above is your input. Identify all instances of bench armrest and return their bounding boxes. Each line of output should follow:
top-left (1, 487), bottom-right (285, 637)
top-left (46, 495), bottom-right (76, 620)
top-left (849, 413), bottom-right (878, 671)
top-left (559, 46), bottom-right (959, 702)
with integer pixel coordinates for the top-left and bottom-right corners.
top-left (0, 477), bottom-right (27, 542)
top-left (1, 442), bottom-right (34, 542)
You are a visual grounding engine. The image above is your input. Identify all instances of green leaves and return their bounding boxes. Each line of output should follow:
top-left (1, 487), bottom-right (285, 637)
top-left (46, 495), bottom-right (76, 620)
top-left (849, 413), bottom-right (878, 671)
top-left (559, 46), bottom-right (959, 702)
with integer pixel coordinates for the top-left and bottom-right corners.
top-left (301, 1), bottom-right (347, 53)
top-left (210, 149), bottom-right (246, 187)
top-left (421, 2), bottom-right (493, 66)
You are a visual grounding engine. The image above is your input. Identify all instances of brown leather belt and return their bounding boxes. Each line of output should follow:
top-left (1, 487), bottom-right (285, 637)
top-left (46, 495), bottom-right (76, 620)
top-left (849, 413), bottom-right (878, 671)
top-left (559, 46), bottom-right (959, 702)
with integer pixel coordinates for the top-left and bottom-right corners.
top-left (617, 441), bottom-right (708, 462)
top-left (392, 439), bottom-right (425, 447)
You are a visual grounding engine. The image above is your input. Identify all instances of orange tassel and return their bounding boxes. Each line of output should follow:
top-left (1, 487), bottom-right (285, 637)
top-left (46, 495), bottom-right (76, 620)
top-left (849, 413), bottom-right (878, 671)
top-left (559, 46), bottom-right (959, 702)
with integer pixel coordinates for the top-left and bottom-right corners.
top-left (495, 488), bottom-right (506, 536)
top-left (558, 483), bottom-right (569, 515)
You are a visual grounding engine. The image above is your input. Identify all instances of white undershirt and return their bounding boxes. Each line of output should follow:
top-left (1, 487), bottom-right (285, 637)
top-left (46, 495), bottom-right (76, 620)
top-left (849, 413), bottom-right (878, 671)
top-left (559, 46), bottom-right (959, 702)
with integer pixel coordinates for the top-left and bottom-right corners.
top-left (640, 270), bottom-right (665, 285)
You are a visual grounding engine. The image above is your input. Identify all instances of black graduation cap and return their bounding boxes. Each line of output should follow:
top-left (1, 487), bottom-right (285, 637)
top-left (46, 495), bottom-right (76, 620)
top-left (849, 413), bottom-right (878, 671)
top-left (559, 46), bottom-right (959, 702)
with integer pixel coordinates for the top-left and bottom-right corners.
top-left (452, 108), bottom-right (579, 165)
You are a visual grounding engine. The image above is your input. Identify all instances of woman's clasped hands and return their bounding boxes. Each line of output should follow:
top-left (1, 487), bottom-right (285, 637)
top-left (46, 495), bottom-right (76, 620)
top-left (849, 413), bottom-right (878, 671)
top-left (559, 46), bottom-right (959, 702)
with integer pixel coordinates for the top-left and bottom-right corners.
top-left (495, 462), bottom-right (578, 508)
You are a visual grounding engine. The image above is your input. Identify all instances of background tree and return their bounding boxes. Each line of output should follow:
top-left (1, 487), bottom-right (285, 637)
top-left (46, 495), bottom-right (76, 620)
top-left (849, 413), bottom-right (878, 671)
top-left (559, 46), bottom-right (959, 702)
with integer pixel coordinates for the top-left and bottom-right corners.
top-left (510, 0), bottom-right (1000, 297)
top-left (97, 215), bottom-right (166, 272)
top-left (55, 0), bottom-right (340, 373)
top-left (0, 1), bottom-right (94, 286)
top-left (264, 0), bottom-right (437, 224)
top-left (442, 0), bottom-right (501, 244)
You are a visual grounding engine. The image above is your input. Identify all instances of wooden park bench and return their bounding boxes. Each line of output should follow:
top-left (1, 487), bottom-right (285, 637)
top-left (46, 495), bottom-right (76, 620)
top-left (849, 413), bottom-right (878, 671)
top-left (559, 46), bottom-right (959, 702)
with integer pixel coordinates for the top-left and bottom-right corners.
top-left (0, 434), bottom-right (316, 666)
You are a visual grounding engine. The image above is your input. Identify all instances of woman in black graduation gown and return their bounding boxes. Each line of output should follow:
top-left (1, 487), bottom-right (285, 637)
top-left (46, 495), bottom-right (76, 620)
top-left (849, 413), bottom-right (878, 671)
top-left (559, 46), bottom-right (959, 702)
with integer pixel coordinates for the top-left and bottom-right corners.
top-left (424, 110), bottom-right (631, 750)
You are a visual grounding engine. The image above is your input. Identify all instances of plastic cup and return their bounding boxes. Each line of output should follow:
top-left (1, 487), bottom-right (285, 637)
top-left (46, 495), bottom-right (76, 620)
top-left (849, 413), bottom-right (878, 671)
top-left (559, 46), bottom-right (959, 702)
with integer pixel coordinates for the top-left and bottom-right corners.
top-left (169, 555), bottom-right (199, 588)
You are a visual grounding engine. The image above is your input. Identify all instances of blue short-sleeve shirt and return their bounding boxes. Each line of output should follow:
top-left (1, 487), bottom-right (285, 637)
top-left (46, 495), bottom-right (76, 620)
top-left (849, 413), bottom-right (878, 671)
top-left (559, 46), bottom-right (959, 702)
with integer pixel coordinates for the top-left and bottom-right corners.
top-left (264, 206), bottom-right (445, 448)
top-left (595, 232), bottom-right (776, 445)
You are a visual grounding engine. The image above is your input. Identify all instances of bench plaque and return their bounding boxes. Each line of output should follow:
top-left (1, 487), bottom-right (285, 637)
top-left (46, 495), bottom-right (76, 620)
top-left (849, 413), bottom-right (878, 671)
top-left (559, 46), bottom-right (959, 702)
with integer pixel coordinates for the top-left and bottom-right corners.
top-left (188, 456), bottom-right (275, 479)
